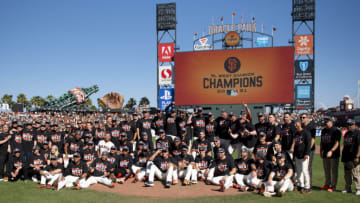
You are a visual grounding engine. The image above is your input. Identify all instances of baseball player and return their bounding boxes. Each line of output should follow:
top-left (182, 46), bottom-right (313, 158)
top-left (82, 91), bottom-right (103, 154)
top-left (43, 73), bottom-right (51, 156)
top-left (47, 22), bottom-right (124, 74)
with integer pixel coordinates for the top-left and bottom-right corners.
top-left (191, 131), bottom-right (212, 160)
top-left (7, 148), bottom-right (26, 181)
top-left (57, 152), bottom-right (88, 190)
top-left (207, 148), bottom-right (236, 192)
top-left (38, 155), bottom-right (63, 189)
top-left (234, 148), bottom-right (254, 192)
top-left (247, 151), bottom-right (272, 193)
top-left (114, 146), bottom-right (133, 184)
top-left (145, 148), bottom-right (175, 188)
top-left (192, 147), bottom-right (214, 183)
top-left (64, 130), bottom-right (84, 168)
top-left (26, 146), bottom-right (45, 182)
top-left (81, 151), bottom-right (115, 188)
top-left (263, 153), bottom-right (294, 197)
top-left (82, 140), bottom-right (96, 167)
top-left (155, 129), bottom-right (173, 151)
top-left (132, 143), bottom-right (150, 183)
top-left (291, 119), bottom-right (312, 194)
top-left (97, 132), bottom-right (115, 157)
top-left (173, 144), bottom-right (195, 185)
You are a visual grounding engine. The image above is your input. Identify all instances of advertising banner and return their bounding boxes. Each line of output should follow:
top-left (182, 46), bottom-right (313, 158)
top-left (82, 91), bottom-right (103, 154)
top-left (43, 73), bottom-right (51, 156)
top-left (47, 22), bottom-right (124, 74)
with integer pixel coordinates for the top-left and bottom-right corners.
top-left (295, 60), bottom-right (313, 80)
top-left (158, 88), bottom-right (174, 111)
top-left (175, 47), bottom-right (294, 105)
top-left (159, 66), bottom-right (174, 85)
top-left (295, 35), bottom-right (313, 55)
top-left (295, 84), bottom-right (312, 108)
top-left (158, 43), bottom-right (174, 62)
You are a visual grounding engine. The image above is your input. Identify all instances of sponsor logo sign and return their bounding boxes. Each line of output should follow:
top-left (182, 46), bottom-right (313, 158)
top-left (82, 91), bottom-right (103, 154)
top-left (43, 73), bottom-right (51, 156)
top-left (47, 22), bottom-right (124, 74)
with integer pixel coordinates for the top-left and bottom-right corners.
top-left (159, 88), bottom-right (174, 111)
top-left (159, 66), bottom-right (173, 85)
top-left (295, 35), bottom-right (313, 55)
top-left (158, 43), bottom-right (174, 62)
top-left (225, 31), bottom-right (240, 47)
top-left (194, 38), bottom-right (213, 50)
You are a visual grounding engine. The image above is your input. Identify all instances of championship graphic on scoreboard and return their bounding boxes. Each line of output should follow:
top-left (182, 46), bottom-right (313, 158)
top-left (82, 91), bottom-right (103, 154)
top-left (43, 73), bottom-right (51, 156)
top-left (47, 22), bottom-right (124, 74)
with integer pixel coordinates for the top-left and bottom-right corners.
top-left (175, 47), bottom-right (294, 105)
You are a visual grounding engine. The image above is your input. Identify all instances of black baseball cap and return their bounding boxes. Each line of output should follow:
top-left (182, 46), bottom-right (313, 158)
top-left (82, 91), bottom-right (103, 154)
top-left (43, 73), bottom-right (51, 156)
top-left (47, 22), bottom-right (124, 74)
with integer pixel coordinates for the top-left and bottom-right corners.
top-left (197, 107), bottom-right (203, 112)
top-left (43, 140), bottom-right (49, 145)
top-left (122, 146), bottom-right (129, 151)
top-left (101, 151), bottom-right (109, 156)
top-left (41, 123), bottom-right (46, 127)
top-left (241, 148), bottom-right (249, 153)
top-left (208, 112), bottom-right (213, 116)
top-left (181, 128), bottom-right (187, 132)
top-left (217, 148), bottom-right (225, 154)
top-left (276, 153), bottom-right (286, 159)
top-left (347, 119), bottom-right (356, 125)
top-left (161, 148), bottom-right (169, 152)
top-left (13, 148), bottom-right (21, 153)
top-left (213, 136), bottom-right (220, 141)
top-left (73, 152), bottom-right (81, 157)
top-left (142, 145), bottom-right (149, 151)
top-left (258, 132), bottom-right (266, 137)
top-left (121, 132), bottom-right (128, 137)
top-left (273, 140), bottom-right (281, 145)
top-left (158, 129), bottom-right (165, 134)
top-left (256, 151), bottom-right (265, 159)
top-left (138, 141), bottom-right (145, 146)
top-left (33, 146), bottom-right (40, 151)
top-left (323, 117), bottom-right (334, 123)
top-left (111, 146), bottom-right (117, 150)
top-left (12, 119), bottom-right (18, 123)
top-left (87, 140), bottom-right (94, 145)
top-left (174, 137), bottom-right (181, 142)
top-left (181, 144), bottom-right (189, 150)
top-left (141, 132), bottom-right (148, 137)
top-left (258, 112), bottom-right (264, 117)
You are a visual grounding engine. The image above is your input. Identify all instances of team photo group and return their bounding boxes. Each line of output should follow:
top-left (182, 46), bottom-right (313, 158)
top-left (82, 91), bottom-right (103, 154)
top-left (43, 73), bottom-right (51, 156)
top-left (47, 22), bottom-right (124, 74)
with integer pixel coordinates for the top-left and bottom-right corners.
top-left (0, 104), bottom-right (359, 198)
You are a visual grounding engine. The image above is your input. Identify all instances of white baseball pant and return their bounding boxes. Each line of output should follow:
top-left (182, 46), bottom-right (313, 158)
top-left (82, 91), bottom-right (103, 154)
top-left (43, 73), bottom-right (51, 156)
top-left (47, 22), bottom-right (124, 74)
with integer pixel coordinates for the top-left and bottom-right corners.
top-left (234, 173), bottom-right (251, 187)
top-left (173, 165), bottom-right (193, 181)
top-left (81, 176), bottom-right (113, 188)
top-left (295, 157), bottom-right (310, 189)
top-left (57, 175), bottom-right (87, 190)
top-left (265, 179), bottom-right (294, 192)
top-left (207, 168), bottom-right (233, 190)
top-left (40, 173), bottom-right (62, 185)
top-left (148, 164), bottom-right (173, 183)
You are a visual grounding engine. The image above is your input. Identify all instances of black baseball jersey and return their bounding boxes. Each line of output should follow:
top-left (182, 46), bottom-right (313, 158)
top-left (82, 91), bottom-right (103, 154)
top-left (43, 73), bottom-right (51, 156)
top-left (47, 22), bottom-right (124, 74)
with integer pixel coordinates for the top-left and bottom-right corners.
top-left (191, 116), bottom-right (206, 137)
top-left (205, 120), bottom-right (217, 140)
top-left (29, 154), bottom-right (45, 166)
top-left (175, 154), bottom-right (194, 168)
top-left (271, 163), bottom-right (292, 181)
top-left (107, 154), bottom-right (119, 168)
top-left (152, 115), bottom-right (165, 132)
top-left (91, 158), bottom-right (111, 176)
top-left (255, 122), bottom-right (269, 134)
top-left (294, 129), bottom-right (312, 159)
top-left (342, 129), bottom-right (360, 163)
top-left (65, 161), bottom-right (88, 177)
top-left (153, 156), bottom-right (176, 173)
top-left (94, 128), bottom-right (106, 144)
top-left (40, 148), bottom-right (51, 162)
top-left (81, 148), bottom-right (96, 163)
top-left (10, 132), bottom-right (23, 151)
top-left (110, 127), bottom-right (121, 143)
top-left (44, 163), bottom-right (64, 172)
top-left (280, 122), bottom-right (296, 151)
top-left (266, 124), bottom-right (281, 142)
top-left (165, 116), bottom-right (177, 136)
top-left (254, 160), bottom-right (272, 180)
top-left (215, 116), bottom-right (230, 140)
top-left (234, 158), bottom-right (254, 175)
top-left (195, 155), bottom-right (214, 170)
top-left (8, 155), bottom-right (26, 172)
top-left (35, 130), bottom-right (49, 149)
top-left (155, 136), bottom-right (173, 150)
top-left (120, 121), bottom-right (136, 141)
top-left (66, 138), bottom-right (84, 154)
top-left (133, 153), bottom-right (150, 168)
top-left (192, 139), bottom-right (212, 153)
top-left (116, 155), bottom-right (133, 170)
top-left (253, 143), bottom-right (271, 158)
top-left (137, 118), bottom-right (152, 137)
top-left (48, 131), bottom-right (64, 153)
top-left (214, 156), bottom-right (235, 176)
top-left (22, 129), bottom-right (35, 152)
top-left (320, 126), bottom-right (341, 158)
top-left (303, 122), bottom-right (316, 151)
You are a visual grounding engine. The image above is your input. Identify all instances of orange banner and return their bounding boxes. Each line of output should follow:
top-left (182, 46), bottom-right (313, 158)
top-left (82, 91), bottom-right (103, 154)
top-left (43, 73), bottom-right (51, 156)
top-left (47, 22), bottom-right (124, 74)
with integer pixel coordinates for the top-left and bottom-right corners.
top-left (175, 47), bottom-right (294, 105)
top-left (295, 35), bottom-right (313, 55)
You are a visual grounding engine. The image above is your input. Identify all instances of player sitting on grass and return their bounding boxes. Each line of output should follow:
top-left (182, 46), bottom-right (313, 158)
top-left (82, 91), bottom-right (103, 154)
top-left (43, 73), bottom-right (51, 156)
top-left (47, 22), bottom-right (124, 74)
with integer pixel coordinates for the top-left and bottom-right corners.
top-left (207, 148), bottom-right (236, 192)
top-left (145, 148), bottom-right (175, 188)
top-left (233, 148), bottom-right (254, 192)
top-left (263, 153), bottom-right (294, 197)
top-left (38, 155), bottom-right (63, 189)
top-left (81, 151), bottom-right (116, 188)
top-left (173, 144), bottom-right (195, 185)
top-left (247, 151), bottom-right (272, 193)
top-left (57, 152), bottom-right (88, 190)
top-left (192, 147), bottom-right (213, 184)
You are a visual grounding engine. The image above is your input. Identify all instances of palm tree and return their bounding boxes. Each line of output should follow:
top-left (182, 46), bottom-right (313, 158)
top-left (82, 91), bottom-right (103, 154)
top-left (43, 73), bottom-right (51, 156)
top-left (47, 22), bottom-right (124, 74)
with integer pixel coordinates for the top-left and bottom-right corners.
top-left (31, 96), bottom-right (45, 108)
top-left (85, 98), bottom-right (92, 107)
top-left (125, 98), bottom-right (137, 110)
top-left (1, 94), bottom-right (14, 108)
top-left (46, 95), bottom-right (55, 101)
top-left (17, 93), bottom-right (31, 109)
top-left (139, 97), bottom-right (150, 107)
top-left (97, 99), bottom-right (106, 109)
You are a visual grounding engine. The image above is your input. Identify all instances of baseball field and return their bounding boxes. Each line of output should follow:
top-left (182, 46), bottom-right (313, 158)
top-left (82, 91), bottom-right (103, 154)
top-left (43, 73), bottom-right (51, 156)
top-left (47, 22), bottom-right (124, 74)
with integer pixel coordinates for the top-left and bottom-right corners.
top-left (0, 138), bottom-right (358, 203)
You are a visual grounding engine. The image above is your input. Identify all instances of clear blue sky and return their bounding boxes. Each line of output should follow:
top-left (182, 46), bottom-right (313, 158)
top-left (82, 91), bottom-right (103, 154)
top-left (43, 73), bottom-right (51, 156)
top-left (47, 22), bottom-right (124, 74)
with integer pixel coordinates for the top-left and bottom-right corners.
top-left (0, 0), bottom-right (359, 109)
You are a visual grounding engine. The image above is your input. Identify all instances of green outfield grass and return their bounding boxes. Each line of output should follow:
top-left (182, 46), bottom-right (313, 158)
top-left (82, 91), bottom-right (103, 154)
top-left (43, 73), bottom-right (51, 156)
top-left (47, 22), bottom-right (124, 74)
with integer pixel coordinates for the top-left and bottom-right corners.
top-left (0, 154), bottom-right (359, 203)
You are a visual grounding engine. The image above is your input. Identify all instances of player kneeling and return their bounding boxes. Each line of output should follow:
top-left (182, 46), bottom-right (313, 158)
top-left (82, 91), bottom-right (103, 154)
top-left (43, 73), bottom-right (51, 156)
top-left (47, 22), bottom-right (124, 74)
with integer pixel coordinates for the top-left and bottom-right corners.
top-left (173, 144), bottom-right (195, 185)
top-left (57, 152), bottom-right (88, 190)
top-left (145, 148), bottom-right (175, 188)
top-left (38, 155), bottom-right (63, 189)
top-left (81, 152), bottom-right (116, 188)
top-left (263, 153), bottom-right (294, 197)
top-left (192, 147), bottom-right (213, 184)
top-left (234, 148), bottom-right (254, 192)
top-left (207, 148), bottom-right (236, 192)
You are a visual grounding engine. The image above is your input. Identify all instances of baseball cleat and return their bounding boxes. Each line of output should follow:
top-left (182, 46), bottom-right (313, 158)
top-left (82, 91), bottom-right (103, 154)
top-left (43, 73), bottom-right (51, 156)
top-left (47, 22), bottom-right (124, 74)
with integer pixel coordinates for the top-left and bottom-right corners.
top-left (144, 181), bottom-right (154, 187)
top-left (165, 181), bottom-right (171, 188)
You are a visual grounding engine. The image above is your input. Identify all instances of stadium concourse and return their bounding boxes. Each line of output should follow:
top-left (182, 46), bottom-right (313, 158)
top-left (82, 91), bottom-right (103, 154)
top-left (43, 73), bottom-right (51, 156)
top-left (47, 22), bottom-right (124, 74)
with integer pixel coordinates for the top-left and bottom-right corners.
top-left (0, 106), bottom-right (359, 198)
